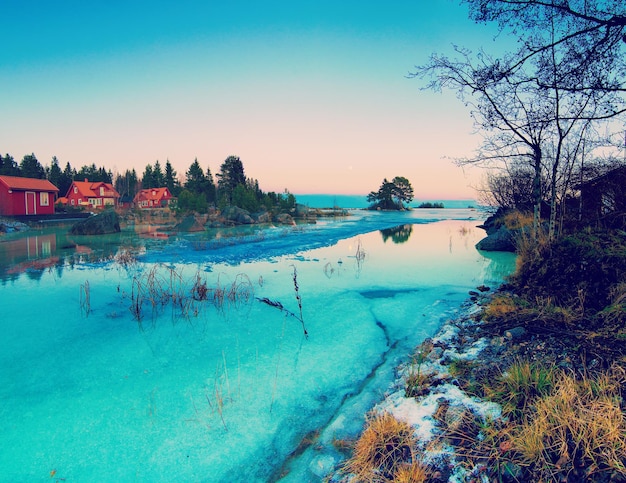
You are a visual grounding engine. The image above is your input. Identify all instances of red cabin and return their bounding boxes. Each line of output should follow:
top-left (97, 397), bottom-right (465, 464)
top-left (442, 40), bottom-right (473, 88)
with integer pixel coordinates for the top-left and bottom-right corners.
top-left (0, 175), bottom-right (59, 216)
top-left (133, 187), bottom-right (174, 209)
top-left (65, 179), bottom-right (120, 210)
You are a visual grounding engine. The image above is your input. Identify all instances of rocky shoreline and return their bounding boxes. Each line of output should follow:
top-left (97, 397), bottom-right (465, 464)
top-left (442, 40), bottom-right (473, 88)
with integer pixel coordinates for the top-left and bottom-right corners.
top-left (326, 287), bottom-right (504, 481)
top-left (327, 281), bottom-right (595, 482)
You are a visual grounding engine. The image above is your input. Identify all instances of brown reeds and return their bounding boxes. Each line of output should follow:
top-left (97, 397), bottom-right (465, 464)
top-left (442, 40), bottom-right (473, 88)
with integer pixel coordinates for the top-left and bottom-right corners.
top-left (505, 367), bottom-right (626, 481)
top-left (114, 248), bottom-right (137, 268)
top-left (342, 411), bottom-right (419, 482)
top-left (125, 265), bottom-right (255, 324)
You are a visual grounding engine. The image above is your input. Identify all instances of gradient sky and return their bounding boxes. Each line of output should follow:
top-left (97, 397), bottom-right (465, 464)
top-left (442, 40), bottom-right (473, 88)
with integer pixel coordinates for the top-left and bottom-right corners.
top-left (1, 1), bottom-right (506, 198)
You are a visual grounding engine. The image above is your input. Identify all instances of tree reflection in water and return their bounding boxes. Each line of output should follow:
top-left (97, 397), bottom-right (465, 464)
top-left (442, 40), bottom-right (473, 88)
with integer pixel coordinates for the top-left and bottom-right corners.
top-left (380, 224), bottom-right (413, 244)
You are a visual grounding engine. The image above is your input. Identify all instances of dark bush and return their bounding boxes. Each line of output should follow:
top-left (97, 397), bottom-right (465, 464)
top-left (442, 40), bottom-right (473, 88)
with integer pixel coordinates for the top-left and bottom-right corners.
top-left (510, 229), bottom-right (626, 313)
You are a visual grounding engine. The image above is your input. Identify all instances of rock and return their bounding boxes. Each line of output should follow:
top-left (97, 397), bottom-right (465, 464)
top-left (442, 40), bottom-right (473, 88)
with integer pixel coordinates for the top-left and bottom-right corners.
top-left (294, 203), bottom-right (309, 218)
top-left (275, 213), bottom-right (295, 225)
top-left (504, 326), bottom-right (527, 340)
top-left (70, 210), bottom-right (120, 235)
top-left (0, 219), bottom-right (29, 234)
top-left (252, 211), bottom-right (272, 224)
top-left (221, 206), bottom-right (254, 225)
top-left (476, 225), bottom-right (516, 252)
top-left (174, 215), bottom-right (205, 232)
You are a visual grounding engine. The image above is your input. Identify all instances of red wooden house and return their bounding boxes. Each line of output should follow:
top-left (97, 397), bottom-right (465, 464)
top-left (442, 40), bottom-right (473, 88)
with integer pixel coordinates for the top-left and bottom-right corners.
top-left (133, 187), bottom-right (174, 209)
top-left (0, 175), bottom-right (59, 216)
top-left (65, 179), bottom-right (120, 209)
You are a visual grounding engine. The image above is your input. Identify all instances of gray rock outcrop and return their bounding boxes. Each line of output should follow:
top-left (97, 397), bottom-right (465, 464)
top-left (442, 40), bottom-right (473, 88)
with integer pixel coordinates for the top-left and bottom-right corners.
top-left (70, 210), bottom-right (121, 235)
top-left (476, 225), bottom-right (516, 252)
top-left (221, 206), bottom-right (255, 225)
top-left (174, 215), bottom-right (205, 232)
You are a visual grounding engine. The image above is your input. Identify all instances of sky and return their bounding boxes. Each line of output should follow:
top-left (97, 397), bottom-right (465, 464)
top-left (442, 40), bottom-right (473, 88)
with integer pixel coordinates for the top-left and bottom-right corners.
top-left (1, 1), bottom-right (506, 199)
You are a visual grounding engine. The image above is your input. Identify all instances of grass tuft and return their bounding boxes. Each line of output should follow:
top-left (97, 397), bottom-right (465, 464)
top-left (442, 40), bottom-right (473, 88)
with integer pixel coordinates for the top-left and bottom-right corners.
top-left (508, 367), bottom-right (626, 480)
top-left (343, 411), bottom-right (417, 482)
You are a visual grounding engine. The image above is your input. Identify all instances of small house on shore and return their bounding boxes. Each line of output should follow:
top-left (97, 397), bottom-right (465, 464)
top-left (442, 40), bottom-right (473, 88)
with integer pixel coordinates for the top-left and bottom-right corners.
top-left (0, 175), bottom-right (59, 216)
top-left (65, 179), bottom-right (120, 209)
top-left (577, 165), bottom-right (626, 227)
top-left (133, 187), bottom-right (174, 209)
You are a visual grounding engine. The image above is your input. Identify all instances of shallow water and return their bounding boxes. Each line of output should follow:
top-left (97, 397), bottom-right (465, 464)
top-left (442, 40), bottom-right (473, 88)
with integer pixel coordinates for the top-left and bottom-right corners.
top-left (0, 210), bottom-right (515, 482)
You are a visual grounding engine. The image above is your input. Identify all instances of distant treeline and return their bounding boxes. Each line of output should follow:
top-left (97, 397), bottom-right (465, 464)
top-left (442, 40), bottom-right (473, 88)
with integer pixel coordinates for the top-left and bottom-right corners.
top-left (417, 202), bottom-right (444, 208)
top-left (0, 152), bottom-right (295, 214)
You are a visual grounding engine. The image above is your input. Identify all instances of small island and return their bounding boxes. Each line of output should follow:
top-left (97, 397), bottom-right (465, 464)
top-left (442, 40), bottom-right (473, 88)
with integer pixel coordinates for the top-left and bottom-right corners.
top-left (366, 176), bottom-right (414, 210)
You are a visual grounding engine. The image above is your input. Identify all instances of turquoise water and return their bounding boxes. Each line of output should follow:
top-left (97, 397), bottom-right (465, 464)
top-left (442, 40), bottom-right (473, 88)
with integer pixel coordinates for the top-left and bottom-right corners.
top-left (295, 194), bottom-right (477, 209)
top-left (0, 210), bottom-right (515, 482)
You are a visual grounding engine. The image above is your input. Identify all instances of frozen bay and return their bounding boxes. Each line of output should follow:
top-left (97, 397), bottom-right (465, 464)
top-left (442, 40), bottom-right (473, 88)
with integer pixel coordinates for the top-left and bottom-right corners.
top-left (0, 209), bottom-right (515, 482)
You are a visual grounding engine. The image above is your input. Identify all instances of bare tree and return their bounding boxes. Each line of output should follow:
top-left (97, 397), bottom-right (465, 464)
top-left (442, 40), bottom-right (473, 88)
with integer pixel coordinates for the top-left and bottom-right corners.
top-left (415, 1), bottom-right (626, 236)
top-left (413, 48), bottom-right (550, 230)
top-left (464, 0), bottom-right (626, 94)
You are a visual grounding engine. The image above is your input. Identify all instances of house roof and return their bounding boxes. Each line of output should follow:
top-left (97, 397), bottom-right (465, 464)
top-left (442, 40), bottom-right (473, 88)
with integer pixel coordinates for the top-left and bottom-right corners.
top-left (133, 187), bottom-right (172, 202)
top-left (69, 180), bottom-right (119, 198)
top-left (0, 175), bottom-right (59, 192)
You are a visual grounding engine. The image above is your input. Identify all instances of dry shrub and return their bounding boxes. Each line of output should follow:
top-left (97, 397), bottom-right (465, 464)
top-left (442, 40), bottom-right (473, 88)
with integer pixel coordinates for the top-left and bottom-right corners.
top-left (509, 367), bottom-right (626, 480)
top-left (393, 461), bottom-right (429, 483)
top-left (482, 294), bottom-right (521, 321)
top-left (114, 248), bottom-right (137, 267)
top-left (599, 282), bottom-right (626, 328)
top-left (343, 411), bottom-right (417, 482)
top-left (502, 210), bottom-right (534, 230)
top-left (513, 223), bottom-right (550, 274)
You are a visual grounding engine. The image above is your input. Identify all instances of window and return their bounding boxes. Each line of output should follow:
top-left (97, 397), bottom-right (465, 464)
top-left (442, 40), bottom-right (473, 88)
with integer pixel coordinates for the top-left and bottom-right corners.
top-left (74, 186), bottom-right (78, 194)
top-left (100, 187), bottom-right (105, 196)
top-left (40, 192), bottom-right (49, 206)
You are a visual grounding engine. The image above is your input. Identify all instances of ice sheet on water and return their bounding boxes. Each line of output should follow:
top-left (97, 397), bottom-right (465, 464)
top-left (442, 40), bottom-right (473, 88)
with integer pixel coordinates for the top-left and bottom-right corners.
top-left (0, 210), bottom-right (515, 482)
top-left (140, 208), bottom-right (481, 266)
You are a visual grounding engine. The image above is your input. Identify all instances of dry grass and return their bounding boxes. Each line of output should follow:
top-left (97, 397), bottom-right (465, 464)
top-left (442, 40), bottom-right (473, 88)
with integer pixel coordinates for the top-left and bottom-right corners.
top-left (482, 294), bottom-right (521, 320)
top-left (485, 360), bottom-right (557, 421)
top-left (502, 210), bottom-right (534, 230)
top-left (125, 265), bottom-right (255, 322)
top-left (393, 461), bottom-right (429, 483)
top-left (114, 248), bottom-right (137, 267)
top-left (507, 367), bottom-right (626, 480)
top-left (513, 223), bottom-right (550, 273)
top-left (343, 411), bottom-right (418, 482)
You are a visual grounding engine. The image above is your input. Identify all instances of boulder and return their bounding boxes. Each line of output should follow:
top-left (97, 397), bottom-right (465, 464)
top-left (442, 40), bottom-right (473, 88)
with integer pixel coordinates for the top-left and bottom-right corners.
top-left (294, 203), bottom-right (309, 218)
top-left (174, 215), bottom-right (205, 232)
top-left (0, 219), bottom-right (29, 234)
top-left (221, 206), bottom-right (254, 225)
top-left (275, 213), bottom-right (295, 225)
top-left (70, 210), bottom-right (121, 235)
top-left (476, 225), bottom-right (516, 252)
top-left (252, 211), bottom-right (272, 224)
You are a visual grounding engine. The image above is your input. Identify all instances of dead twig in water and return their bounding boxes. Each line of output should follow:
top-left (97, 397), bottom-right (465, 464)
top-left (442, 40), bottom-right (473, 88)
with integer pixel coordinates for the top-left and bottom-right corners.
top-left (256, 265), bottom-right (308, 338)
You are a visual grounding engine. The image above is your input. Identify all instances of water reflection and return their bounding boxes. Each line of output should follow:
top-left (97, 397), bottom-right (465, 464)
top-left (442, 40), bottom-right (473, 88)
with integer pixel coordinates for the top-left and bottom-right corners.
top-left (380, 224), bottom-right (413, 244)
top-left (0, 225), bottom-right (150, 283)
